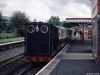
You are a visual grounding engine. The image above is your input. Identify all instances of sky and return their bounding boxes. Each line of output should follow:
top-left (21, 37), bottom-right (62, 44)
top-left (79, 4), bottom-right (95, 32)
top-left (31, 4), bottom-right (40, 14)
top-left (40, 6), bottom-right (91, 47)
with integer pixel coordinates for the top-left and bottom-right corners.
top-left (0, 0), bottom-right (91, 21)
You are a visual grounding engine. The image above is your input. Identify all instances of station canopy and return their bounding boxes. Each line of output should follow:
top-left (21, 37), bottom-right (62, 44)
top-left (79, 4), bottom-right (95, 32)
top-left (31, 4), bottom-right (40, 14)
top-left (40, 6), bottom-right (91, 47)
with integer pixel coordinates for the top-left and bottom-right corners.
top-left (66, 18), bottom-right (91, 23)
top-left (64, 18), bottom-right (91, 29)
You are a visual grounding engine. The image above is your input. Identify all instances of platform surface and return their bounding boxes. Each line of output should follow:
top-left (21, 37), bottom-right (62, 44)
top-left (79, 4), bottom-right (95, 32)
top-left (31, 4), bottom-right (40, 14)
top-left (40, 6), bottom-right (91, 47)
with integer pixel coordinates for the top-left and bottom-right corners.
top-left (50, 59), bottom-right (100, 75)
top-left (36, 38), bottom-right (100, 75)
top-left (67, 39), bottom-right (91, 53)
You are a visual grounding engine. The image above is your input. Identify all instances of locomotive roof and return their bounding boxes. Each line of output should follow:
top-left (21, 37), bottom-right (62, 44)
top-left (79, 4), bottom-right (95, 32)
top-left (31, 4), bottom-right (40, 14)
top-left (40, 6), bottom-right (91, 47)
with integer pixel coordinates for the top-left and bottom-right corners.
top-left (26, 22), bottom-right (48, 25)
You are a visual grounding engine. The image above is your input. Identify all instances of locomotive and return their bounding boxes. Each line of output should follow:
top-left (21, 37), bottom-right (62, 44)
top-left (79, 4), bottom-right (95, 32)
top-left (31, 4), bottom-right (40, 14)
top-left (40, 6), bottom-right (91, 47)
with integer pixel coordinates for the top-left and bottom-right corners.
top-left (24, 22), bottom-right (73, 62)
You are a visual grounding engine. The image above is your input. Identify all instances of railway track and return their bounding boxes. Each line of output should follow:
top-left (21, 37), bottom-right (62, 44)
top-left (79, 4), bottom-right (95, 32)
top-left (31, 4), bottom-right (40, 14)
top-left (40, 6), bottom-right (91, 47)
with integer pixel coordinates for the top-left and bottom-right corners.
top-left (0, 54), bottom-right (23, 67)
top-left (13, 63), bottom-right (33, 75)
top-left (0, 53), bottom-right (46, 75)
top-left (12, 63), bottom-right (46, 75)
top-left (0, 54), bottom-right (24, 75)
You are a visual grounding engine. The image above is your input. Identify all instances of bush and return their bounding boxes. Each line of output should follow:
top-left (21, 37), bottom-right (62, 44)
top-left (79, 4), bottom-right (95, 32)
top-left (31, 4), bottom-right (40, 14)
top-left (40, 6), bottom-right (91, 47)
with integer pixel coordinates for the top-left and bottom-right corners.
top-left (0, 33), bottom-right (16, 39)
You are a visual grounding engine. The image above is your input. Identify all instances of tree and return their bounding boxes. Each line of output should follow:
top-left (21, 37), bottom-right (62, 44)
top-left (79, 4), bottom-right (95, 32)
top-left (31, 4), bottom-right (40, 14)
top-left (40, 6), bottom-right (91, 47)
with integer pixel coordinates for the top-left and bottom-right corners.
top-left (48, 16), bottom-right (61, 26)
top-left (0, 11), bottom-right (2, 22)
top-left (61, 21), bottom-right (66, 27)
top-left (0, 11), bottom-right (3, 33)
top-left (10, 11), bottom-right (29, 36)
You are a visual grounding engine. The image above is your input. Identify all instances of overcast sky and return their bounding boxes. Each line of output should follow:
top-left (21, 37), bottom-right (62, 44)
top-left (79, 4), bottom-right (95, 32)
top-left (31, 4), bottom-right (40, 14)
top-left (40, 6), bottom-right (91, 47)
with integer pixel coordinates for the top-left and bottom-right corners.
top-left (0, 0), bottom-right (91, 21)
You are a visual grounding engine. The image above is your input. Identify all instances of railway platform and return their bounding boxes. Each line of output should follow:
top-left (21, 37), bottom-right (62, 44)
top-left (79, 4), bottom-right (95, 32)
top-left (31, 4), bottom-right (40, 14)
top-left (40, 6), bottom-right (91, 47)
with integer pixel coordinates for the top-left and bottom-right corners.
top-left (36, 38), bottom-right (100, 75)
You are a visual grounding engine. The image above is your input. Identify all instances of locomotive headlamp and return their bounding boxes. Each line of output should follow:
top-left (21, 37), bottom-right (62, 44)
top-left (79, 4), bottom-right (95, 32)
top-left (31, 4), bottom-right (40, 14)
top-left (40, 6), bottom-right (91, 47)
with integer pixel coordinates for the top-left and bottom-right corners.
top-left (28, 25), bottom-right (35, 33)
top-left (41, 25), bottom-right (48, 33)
top-left (36, 25), bottom-right (39, 32)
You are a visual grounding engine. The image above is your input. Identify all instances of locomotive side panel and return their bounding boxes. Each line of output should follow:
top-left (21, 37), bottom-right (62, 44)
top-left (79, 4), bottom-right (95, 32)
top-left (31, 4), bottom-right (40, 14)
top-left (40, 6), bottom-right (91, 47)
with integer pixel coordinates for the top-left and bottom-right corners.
top-left (50, 25), bottom-right (59, 55)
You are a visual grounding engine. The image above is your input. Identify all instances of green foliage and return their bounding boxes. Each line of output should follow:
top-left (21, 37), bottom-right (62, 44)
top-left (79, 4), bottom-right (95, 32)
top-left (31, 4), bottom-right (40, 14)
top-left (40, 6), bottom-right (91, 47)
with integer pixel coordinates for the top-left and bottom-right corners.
top-left (48, 16), bottom-right (61, 26)
top-left (0, 33), bottom-right (16, 39)
top-left (61, 21), bottom-right (66, 27)
top-left (0, 37), bottom-right (24, 44)
top-left (0, 11), bottom-right (11, 33)
top-left (0, 11), bottom-right (2, 22)
top-left (10, 11), bottom-right (29, 36)
top-left (0, 11), bottom-right (3, 32)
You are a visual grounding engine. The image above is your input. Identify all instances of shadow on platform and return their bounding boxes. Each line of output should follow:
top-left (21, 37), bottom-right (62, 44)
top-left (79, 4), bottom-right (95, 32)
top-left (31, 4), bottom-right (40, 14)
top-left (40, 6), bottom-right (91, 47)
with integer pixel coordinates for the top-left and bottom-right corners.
top-left (50, 59), bottom-right (100, 75)
top-left (67, 39), bottom-right (91, 53)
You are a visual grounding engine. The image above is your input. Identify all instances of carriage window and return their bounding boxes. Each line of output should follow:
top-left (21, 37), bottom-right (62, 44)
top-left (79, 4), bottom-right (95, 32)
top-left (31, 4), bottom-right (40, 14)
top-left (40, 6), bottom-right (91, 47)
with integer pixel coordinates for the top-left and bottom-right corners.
top-left (41, 25), bottom-right (48, 33)
top-left (28, 25), bottom-right (35, 33)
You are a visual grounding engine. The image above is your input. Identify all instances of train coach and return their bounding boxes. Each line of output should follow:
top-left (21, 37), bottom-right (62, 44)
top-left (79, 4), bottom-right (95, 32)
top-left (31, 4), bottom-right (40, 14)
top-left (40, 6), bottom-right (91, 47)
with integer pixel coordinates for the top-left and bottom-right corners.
top-left (24, 22), bottom-right (73, 62)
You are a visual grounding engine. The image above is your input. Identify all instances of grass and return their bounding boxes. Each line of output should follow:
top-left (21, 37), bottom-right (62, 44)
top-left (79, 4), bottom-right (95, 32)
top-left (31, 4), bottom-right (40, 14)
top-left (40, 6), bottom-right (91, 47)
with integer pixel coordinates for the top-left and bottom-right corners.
top-left (0, 33), bottom-right (24, 44)
top-left (0, 37), bottom-right (24, 44)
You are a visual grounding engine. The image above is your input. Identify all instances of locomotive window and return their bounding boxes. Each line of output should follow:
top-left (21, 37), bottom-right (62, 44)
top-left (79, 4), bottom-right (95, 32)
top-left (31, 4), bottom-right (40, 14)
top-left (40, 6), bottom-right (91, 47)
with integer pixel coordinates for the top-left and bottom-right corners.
top-left (41, 25), bottom-right (48, 33)
top-left (28, 25), bottom-right (35, 33)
